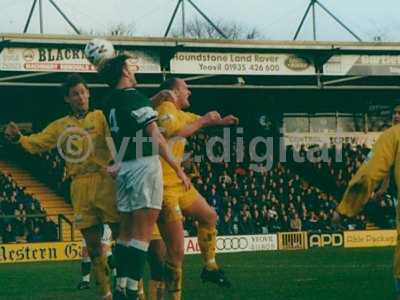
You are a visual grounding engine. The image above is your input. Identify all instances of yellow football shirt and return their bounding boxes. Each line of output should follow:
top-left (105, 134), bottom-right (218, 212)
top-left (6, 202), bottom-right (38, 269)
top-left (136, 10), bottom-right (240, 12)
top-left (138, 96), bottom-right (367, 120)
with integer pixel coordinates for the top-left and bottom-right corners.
top-left (338, 125), bottom-right (400, 217)
top-left (19, 110), bottom-right (112, 178)
top-left (156, 101), bottom-right (200, 186)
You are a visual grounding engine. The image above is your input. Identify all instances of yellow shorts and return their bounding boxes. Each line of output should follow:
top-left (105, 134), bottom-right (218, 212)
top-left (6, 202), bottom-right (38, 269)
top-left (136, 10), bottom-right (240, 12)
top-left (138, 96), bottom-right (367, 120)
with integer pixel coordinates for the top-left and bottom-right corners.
top-left (70, 173), bottom-right (119, 229)
top-left (159, 184), bottom-right (200, 224)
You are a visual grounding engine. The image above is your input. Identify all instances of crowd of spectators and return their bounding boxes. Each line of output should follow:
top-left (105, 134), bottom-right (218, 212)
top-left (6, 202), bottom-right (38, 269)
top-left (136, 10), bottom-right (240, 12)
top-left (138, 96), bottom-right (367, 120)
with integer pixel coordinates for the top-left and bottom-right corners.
top-left (2, 129), bottom-right (396, 241)
top-left (182, 133), bottom-right (395, 236)
top-left (9, 146), bottom-right (71, 202)
top-left (289, 143), bottom-right (396, 228)
top-left (0, 171), bottom-right (58, 243)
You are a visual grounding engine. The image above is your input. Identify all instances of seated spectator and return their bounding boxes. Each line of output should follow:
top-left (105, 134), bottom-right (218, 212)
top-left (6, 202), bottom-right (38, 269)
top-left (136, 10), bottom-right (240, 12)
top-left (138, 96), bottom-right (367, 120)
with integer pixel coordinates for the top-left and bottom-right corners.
top-left (0, 171), bottom-right (49, 243)
top-left (2, 223), bottom-right (17, 243)
top-left (27, 226), bottom-right (43, 243)
top-left (219, 211), bottom-right (234, 236)
top-left (355, 215), bottom-right (367, 230)
top-left (238, 210), bottom-right (254, 234)
top-left (290, 213), bottom-right (302, 231)
top-left (252, 210), bottom-right (265, 234)
top-left (308, 211), bottom-right (320, 232)
top-left (208, 188), bottom-right (223, 217)
top-left (280, 214), bottom-right (291, 232)
top-left (41, 217), bottom-right (58, 241)
top-left (319, 212), bottom-right (332, 232)
top-left (14, 215), bottom-right (27, 239)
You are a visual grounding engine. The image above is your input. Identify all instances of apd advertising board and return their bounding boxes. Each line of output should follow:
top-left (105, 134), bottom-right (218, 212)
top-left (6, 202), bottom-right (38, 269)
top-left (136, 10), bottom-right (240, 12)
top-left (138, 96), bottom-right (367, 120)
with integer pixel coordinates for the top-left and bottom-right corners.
top-left (308, 233), bottom-right (344, 248)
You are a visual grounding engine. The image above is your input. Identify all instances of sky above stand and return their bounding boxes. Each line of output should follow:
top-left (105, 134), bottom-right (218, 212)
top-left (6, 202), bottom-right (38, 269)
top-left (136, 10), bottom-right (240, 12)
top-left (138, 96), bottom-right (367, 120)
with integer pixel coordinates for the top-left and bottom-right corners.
top-left (0, 0), bottom-right (399, 42)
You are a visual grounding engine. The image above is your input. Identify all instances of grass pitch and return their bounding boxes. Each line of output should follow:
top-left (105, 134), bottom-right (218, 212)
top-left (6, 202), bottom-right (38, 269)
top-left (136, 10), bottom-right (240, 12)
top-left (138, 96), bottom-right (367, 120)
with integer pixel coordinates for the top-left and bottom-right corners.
top-left (0, 247), bottom-right (394, 300)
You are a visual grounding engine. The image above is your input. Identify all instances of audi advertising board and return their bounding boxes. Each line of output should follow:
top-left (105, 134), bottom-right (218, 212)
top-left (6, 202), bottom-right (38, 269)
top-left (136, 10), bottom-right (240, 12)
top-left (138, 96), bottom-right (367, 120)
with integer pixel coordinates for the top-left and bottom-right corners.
top-left (184, 234), bottom-right (278, 255)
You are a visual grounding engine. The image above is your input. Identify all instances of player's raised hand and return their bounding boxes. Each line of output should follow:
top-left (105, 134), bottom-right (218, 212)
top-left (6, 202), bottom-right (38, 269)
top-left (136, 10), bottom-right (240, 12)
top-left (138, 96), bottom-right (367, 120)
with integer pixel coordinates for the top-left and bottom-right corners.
top-left (151, 89), bottom-right (178, 107)
top-left (106, 163), bottom-right (121, 178)
top-left (202, 111), bottom-right (222, 126)
top-left (177, 168), bottom-right (192, 191)
top-left (4, 122), bottom-right (21, 142)
top-left (221, 115), bottom-right (240, 125)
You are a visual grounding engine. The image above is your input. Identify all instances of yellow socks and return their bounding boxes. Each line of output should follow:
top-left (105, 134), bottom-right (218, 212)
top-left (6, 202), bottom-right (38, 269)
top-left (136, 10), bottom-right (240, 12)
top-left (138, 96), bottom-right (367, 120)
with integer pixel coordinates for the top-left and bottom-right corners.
top-left (92, 255), bottom-right (111, 298)
top-left (197, 225), bottom-right (218, 270)
top-left (149, 280), bottom-right (165, 300)
top-left (138, 279), bottom-right (146, 300)
top-left (164, 262), bottom-right (182, 300)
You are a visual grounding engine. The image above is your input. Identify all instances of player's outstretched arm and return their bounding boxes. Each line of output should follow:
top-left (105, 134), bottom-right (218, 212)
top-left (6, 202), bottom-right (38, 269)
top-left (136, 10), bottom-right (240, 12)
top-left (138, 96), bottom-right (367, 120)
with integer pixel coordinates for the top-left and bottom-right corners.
top-left (145, 121), bottom-right (191, 191)
top-left (5, 121), bottom-right (60, 154)
top-left (174, 111), bottom-right (222, 138)
top-left (338, 127), bottom-right (398, 217)
top-left (215, 114), bottom-right (240, 126)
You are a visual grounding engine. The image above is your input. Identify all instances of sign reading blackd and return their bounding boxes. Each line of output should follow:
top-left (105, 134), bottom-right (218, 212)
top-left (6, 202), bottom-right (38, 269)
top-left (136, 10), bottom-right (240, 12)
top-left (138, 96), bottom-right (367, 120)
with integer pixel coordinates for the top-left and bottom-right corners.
top-left (184, 234), bottom-right (278, 255)
top-left (0, 48), bottom-right (161, 73)
top-left (324, 55), bottom-right (400, 76)
top-left (0, 242), bottom-right (82, 264)
top-left (344, 230), bottom-right (397, 248)
top-left (170, 52), bottom-right (315, 75)
top-left (309, 233), bottom-right (343, 248)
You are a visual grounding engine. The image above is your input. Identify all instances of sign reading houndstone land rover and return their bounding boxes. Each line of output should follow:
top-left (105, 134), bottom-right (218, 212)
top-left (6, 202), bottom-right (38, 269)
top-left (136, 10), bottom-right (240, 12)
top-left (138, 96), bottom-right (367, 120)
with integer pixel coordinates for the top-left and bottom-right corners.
top-left (0, 48), bottom-right (161, 73)
top-left (170, 52), bottom-right (315, 75)
top-left (324, 55), bottom-right (400, 76)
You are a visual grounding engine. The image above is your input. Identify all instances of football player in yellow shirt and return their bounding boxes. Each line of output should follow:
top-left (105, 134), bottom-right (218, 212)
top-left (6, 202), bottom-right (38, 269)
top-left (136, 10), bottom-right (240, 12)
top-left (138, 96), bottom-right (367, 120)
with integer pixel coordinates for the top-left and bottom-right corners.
top-left (155, 78), bottom-right (238, 300)
top-left (334, 104), bottom-right (400, 299)
top-left (5, 74), bottom-right (119, 300)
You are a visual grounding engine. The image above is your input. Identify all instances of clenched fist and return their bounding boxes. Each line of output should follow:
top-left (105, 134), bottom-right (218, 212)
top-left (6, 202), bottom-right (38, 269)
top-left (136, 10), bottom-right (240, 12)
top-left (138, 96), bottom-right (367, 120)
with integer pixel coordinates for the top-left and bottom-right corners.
top-left (4, 122), bottom-right (21, 142)
top-left (202, 111), bottom-right (222, 126)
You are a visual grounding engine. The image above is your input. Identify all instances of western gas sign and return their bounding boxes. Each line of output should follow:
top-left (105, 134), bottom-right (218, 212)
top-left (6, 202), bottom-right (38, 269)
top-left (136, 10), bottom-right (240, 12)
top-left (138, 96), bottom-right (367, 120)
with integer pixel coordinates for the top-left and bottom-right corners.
top-left (344, 230), bottom-right (397, 248)
top-left (0, 242), bottom-right (82, 264)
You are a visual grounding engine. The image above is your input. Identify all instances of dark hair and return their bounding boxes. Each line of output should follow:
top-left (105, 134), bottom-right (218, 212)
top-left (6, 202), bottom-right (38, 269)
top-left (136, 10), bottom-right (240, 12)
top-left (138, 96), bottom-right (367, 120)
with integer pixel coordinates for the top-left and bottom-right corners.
top-left (392, 100), bottom-right (400, 110)
top-left (62, 73), bottom-right (88, 97)
top-left (98, 54), bottom-right (131, 88)
top-left (159, 77), bottom-right (179, 91)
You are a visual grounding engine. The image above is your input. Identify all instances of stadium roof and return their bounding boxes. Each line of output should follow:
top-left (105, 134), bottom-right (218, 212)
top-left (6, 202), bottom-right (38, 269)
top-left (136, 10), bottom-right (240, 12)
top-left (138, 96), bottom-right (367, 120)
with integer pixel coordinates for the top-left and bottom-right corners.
top-left (1, 33), bottom-right (400, 90)
top-left (3, 33), bottom-right (400, 51)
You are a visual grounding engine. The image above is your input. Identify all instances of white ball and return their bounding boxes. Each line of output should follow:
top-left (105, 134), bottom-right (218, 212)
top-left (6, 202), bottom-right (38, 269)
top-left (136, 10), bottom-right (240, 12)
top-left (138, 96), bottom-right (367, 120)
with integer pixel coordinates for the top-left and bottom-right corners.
top-left (84, 39), bottom-right (115, 66)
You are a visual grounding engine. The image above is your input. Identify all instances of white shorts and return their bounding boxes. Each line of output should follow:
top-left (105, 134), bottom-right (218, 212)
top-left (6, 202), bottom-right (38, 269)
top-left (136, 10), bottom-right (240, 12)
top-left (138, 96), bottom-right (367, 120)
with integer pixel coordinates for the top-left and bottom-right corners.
top-left (82, 224), bottom-right (112, 248)
top-left (116, 155), bottom-right (163, 212)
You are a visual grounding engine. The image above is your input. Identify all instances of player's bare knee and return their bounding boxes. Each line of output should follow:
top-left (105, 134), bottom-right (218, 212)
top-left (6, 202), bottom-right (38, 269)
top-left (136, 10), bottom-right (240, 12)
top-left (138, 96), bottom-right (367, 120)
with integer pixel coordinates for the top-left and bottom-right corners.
top-left (200, 209), bottom-right (217, 227)
top-left (167, 243), bottom-right (184, 263)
